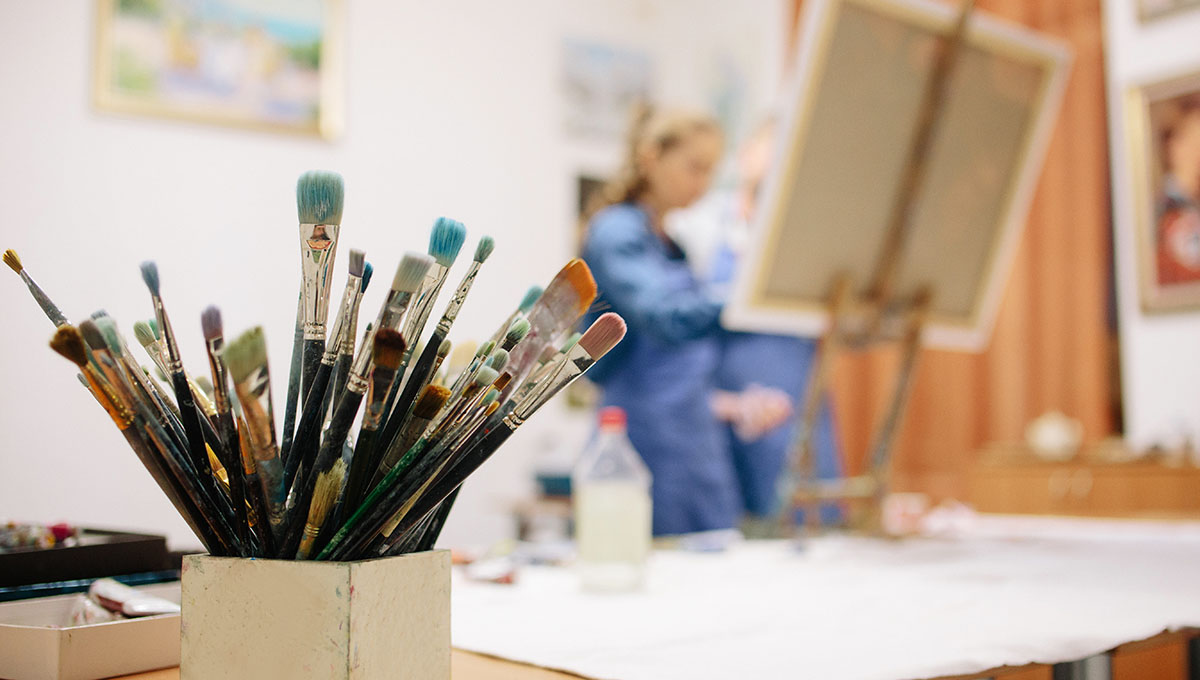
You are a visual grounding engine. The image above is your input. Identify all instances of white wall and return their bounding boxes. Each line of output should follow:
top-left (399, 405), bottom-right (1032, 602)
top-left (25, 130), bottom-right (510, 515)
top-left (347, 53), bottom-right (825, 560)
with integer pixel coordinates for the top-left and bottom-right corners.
top-left (0, 1), bottom-right (784, 549)
top-left (1102, 1), bottom-right (1200, 451)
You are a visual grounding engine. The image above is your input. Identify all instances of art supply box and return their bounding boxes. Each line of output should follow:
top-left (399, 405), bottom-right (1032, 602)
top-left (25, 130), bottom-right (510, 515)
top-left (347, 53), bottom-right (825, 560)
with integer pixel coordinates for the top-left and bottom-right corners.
top-left (0, 582), bottom-right (181, 680)
top-left (181, 550), bottom-right (451, 679)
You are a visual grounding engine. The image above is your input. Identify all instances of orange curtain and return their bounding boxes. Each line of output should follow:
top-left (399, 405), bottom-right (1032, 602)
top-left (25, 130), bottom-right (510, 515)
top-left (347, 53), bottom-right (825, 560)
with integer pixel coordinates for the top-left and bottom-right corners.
top-left (791, 0), bottom-right (1116, 499)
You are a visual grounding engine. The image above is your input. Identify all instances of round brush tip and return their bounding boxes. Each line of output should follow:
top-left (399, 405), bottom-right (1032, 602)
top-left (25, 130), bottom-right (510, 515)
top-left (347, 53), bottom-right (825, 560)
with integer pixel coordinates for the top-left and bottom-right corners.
top-left (505, 317), bottom-right (531, 346)
top-left (133, 320), bottom-right (156, 348)
top-left (519, 285), bottom-right (543, 313)
top-left (473, 235), bottom-right (495, 263)
top-left (139, 261), bottom-right (160, 296)
top-left (200, 306), bottom-right (223, 342)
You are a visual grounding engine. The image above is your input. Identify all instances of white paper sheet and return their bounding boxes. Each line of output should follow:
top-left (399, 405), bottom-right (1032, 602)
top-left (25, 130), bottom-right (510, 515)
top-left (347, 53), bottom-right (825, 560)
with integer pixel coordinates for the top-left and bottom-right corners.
top-left (450, 517), bottom-right (1200, 680)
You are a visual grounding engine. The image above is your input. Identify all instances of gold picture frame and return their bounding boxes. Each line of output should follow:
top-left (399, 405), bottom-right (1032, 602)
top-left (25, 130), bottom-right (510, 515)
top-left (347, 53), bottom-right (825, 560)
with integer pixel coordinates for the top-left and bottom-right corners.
top-left (722, 0), bottom-right (1070, 351)
top-left (1125, 69), bottom-right (1200, 313)
top-left (92, 0), bottom-right (344, 140)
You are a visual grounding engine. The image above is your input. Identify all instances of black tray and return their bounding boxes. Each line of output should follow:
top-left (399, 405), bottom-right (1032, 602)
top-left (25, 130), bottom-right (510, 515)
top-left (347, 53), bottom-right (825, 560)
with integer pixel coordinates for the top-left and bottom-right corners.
top-left (0, 528), bottom-right (169, 587)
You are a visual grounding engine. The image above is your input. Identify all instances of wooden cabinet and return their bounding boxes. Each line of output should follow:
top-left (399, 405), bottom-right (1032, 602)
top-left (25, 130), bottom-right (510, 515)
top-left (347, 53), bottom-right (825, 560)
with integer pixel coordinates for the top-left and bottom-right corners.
top-left (969, 450), bottom-right (1200, 518)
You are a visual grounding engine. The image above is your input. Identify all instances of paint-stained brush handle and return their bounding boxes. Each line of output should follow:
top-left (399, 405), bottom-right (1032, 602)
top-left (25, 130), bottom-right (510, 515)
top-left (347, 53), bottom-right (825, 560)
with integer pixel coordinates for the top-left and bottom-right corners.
top-left (376, 332), bottom-right (442, 466)
top-left (278, 294), bottom-right (304, 467)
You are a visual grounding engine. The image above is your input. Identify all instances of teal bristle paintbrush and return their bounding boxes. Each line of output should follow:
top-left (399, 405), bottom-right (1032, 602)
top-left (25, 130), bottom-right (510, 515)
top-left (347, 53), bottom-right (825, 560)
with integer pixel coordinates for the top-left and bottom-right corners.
top-left (201, 305), bottom-right (249, 549)
top-left (139, 262), bottom-right (217, 502)
top-left (5, 249), bottom-right (69, 327)
top-left (224, 327), bottom-right (285, 540)
top-left (378, 234), bottom-right (493, 480)
top-left (295, 171), bottom-right (344, 402)
top-left (282, 327), bottom-right (406, 557)
top-left (485, 285), bottom-right (541, 350)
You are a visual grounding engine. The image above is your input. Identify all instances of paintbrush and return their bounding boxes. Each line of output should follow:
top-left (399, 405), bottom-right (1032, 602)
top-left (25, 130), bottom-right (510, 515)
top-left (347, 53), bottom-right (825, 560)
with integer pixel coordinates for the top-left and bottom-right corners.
top-left (201, 305), bottom-right (248, 549)
top-left (322, 366), bottom-right (498, 561)
top-left (235, 409), bottom-right (275, 556)
top-left (513, 331), bottom-right (581, 404)
top-left (378, 313), bottom-right (627, 553)
top-left (279, 293), bottom-right (304, 474)
top-left (430, 339), bottom-right (452, 384)
top-left (279, 328), bottom-right (406, 557)
top-left (295, 171), bottom-right (345, 401)
top-left (51, 326), bottom-right (226, 553)
top-left (281, 253), bottom-right (429, 528)
top-left (327, 260), bottom-right (372, 424)
top-left (296, 458), bottom-right (345, 559)
top-left (223, 327), bottom-right (286, 539)
top-left (502, 260), bottom-right (596, 395)
top-left (5, 248), bottom-right (68, 327)
top-left (447, 340), bottom-right (494, 396)
top-left (485, 285), bottom-right (541, 351)
top-left (347, 383), bottom-right (448, 512)
top-left (139, 262), bottom-right (216, 498)
top-left (280, 248), bottom-right (364, 495)
top-left (439, 341), bottom-right (475, 386)
top-left (376, 218), bottom-right (467, 421)
top-left (376, 235), bottom-right (493, 479)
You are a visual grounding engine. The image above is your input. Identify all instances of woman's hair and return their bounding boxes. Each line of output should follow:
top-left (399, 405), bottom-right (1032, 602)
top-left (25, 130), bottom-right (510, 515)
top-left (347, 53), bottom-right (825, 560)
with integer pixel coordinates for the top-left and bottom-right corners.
top-left (584, 103), bottom-right (722, 219)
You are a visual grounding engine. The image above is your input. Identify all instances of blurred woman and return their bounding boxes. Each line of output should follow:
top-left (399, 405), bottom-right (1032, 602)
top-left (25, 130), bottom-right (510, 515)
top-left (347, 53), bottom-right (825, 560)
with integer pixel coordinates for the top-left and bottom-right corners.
top-left (581, 106), bottom-right (790, 536)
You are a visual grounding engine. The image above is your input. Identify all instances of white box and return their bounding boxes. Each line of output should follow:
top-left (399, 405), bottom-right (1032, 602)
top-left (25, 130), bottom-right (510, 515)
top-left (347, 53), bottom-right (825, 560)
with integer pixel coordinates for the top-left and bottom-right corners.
top-left (0, 583), bottom-right (181, 680)
top-left (181, 551), bottom-right (450, 680)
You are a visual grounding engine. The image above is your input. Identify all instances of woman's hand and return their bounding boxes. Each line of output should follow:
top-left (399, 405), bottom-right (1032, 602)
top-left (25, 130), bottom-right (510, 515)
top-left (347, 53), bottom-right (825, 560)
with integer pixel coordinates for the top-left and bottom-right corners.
top-left (711, 384), bottom-right (794, 442)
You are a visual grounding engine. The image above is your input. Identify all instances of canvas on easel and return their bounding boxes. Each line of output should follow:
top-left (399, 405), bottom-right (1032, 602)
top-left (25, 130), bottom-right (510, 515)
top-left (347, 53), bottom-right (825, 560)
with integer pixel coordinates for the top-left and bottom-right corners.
top-left (721, 0), bottom-right (1070, 532)
top-left (723, 0), bottom-right (1070, 351)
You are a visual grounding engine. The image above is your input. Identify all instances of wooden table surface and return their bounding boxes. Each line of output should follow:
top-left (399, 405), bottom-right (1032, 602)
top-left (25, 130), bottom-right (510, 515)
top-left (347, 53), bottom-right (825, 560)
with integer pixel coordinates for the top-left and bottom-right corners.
top-left (115, 650), bottom-right (579, 679)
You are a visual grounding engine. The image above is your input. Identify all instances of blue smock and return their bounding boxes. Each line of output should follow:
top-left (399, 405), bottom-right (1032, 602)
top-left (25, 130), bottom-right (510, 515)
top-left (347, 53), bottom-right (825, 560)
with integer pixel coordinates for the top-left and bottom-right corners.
top-left (581, 203), bottom-right (740, 536)
top-left (708, 244), bottom-right (844, 523)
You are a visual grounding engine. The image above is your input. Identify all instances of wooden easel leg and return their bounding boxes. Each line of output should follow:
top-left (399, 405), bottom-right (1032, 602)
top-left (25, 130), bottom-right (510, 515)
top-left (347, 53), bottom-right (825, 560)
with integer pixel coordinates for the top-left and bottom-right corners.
top-left (778, 274), bottom-right (853, 537)
top-left (859, 287), bottom-right (932, 534)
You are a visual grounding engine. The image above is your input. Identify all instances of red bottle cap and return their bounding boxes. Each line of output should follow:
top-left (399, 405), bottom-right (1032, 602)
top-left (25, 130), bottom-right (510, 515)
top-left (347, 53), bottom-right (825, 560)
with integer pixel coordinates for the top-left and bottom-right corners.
top-left (598, 406), bottom-right (627, 428)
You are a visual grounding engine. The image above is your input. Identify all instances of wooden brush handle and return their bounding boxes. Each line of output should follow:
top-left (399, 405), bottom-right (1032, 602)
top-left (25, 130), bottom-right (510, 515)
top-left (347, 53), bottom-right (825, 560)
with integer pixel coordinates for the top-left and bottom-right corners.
top-left (281, 361), bottom-right (333, 494)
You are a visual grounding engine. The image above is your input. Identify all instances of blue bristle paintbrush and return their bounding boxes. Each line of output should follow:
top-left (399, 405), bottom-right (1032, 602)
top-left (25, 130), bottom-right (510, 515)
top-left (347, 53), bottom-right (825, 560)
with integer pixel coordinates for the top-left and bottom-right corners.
top-left (5, 249), bottom-right (69, 327)
top-left (375, 235), bottom-right (493, 481)
top-left (201, 305), bottom-right (249, 550)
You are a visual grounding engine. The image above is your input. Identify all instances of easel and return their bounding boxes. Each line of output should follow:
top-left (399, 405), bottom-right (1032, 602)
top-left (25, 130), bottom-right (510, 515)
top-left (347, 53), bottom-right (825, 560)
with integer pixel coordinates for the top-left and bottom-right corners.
top-left (779, 0), bottom-right (975, 536)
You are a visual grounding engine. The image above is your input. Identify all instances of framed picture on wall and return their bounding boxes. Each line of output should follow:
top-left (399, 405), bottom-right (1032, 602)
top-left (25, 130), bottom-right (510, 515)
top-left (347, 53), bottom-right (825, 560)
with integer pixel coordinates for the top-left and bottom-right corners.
top-left (1138, 0), bottom-right (1200, 24)
top-left (92, 0), bottom-right (344, 139)
top-left (721, 0), bottom-right (1070, 350)
top-left (1127, 70), bottom-right (1200, 312)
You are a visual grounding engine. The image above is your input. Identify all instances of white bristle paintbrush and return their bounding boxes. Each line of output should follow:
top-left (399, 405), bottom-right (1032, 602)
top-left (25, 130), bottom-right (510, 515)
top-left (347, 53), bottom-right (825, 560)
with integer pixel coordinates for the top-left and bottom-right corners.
top-left (277, 254), bottom-right (429, 556)
top-left (5, 249), bottom-right (68, 327)
top-left (295, 170), bottom-right (345, 400)
top-left (281, 252), bottom-right (430, 505)
top-left (139, 261), bottom-right (216, 492)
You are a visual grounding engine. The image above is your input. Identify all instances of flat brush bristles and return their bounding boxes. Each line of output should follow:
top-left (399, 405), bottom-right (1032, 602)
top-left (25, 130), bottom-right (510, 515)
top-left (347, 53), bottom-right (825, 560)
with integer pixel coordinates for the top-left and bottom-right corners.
top-left (223, 327), bottom-right (268, 384)
top-left (78, 321), bottom-right (108, 355)
top-left (413, 384), bottom-right (451, 420)
top-left (428, 217), bottom-right (467, 267)
top-left (348, 249), bottom-right (365, 278)
top-left (133, 321), bottom-right (156, 349)
top-left (393, 253), bottom-right (434, 293)
top-left (50, 326), bottom-right (88, 366)
top-left (296, 171), bottom-right (345, 224)
top-left (559, 259), bottom-right (597, 315)
top-left (578, 312), bottom-right (627, 360)
top-left (372, 328), bottom-right (406, 370)
top-left (361, 262), bottom-right (374, 292)
top-left (505, 318), bottom-right (531, 348)
top-left (200, 306), bottom-right (223, 341)
top-left (3, 249), bottom-right (20, 272)
top-left (473, 235), bottom-right (495, 263)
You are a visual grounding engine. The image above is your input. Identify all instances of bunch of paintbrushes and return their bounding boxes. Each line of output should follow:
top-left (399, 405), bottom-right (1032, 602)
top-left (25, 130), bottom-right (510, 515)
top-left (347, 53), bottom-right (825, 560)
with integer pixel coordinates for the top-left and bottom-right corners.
top-left (6, 170), bottom-right (625, 561)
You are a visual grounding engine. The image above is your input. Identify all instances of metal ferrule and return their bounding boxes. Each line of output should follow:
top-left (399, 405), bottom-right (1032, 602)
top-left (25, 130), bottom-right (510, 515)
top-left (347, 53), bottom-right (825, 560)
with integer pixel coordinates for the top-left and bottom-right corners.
top-left (205, 338), bottom-right (230, 415)
top-left (346, 371), bottom-right (369, 396)
top-left (342, 286), bottom-right (366, 356)
top-left (436, 262), bottom-right (482, 336)
top-left (350, 287), bottom-right (416, 380)
top-left (400, 266), bottom-right (449, 357)
top-left (515, 345), bottom-right (592, 419)
top-left (323, 274), bottom-right (360, 364)
top-left (152, 298), bottom-right (183, 372)
top-left (299, 223), bottom-right (341, 340)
